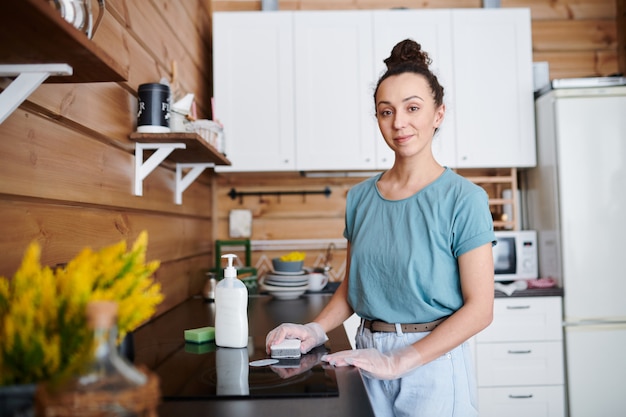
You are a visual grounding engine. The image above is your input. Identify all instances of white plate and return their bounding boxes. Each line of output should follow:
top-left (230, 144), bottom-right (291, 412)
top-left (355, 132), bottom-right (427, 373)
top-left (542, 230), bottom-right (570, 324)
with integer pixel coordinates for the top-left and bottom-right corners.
top-left (263, 274), bottom-right (309, 285)
top-left (260, 278), bottom-right (308, 291)
top-left (264, 273), bottom-right (308, 283)
top-left (270, 269), bottom-right (306, 276)
top-left (270, 290), bottom-right (307, 300)
top-left (264, 278), bottom-right (308, 287)
top-left (260, 278), bottom-right (308, 300)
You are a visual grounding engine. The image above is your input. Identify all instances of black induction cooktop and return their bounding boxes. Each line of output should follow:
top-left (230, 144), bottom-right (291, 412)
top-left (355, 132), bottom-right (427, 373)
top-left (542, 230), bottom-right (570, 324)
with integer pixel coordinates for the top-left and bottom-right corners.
top-left (154, 339), bottom-right (338, 400)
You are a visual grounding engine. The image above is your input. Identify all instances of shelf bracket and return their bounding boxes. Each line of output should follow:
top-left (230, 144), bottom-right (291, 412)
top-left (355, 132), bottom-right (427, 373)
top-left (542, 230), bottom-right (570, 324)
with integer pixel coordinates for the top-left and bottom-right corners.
top-left (0, 64), bottom-right (73, 124)
top-left (134, 142), bottom-right (186, 196)
top-left (175, 163), bottom-right (215, 205)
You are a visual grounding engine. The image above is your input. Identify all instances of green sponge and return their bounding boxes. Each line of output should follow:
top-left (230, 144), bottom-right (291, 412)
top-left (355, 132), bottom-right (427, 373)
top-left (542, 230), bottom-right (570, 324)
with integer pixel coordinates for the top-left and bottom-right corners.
top-left (184, 326), bottom-right (215, 344)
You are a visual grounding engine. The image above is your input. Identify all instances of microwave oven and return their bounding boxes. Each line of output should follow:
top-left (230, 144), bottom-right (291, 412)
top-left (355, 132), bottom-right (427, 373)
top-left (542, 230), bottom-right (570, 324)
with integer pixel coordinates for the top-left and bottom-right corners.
top-left (493, 230), bottom-right (538, 281)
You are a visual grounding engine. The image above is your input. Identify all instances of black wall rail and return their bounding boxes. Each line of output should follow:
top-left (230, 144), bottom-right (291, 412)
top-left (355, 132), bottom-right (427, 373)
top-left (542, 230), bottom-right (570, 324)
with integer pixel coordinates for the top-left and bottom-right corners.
top-left (228, 186), bottom-right (332, 203)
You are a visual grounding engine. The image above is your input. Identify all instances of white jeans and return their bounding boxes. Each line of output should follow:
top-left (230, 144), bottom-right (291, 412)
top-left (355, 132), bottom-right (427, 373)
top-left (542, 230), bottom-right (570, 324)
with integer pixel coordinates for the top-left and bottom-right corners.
top-left (355, 325), bottom-right (478, 417)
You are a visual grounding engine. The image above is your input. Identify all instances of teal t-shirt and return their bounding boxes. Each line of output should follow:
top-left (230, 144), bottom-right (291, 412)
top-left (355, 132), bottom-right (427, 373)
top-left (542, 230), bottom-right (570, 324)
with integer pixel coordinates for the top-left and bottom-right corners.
top-left (344, 167), bottom-right (495, 323)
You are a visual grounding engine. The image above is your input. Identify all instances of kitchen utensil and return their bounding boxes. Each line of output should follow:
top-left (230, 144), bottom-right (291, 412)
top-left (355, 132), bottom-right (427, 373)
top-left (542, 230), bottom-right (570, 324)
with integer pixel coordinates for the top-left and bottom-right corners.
top-left (272, 258), bottom-right (304, 273)
top-left (263, 271), bottom-right (308, 288)
top-left (264, 278), bottom-right (308, 287)
top-left (312, 242), bottom-right (335, 274)
top-left (137, 83), bottom-right (171, 133)
top-left (49, 0), bottom-right (105, 39)
top-left (269, 269), bottom-right (306, 277)
top-left (191, 119), bottom-right (224, 150)
top-left (203, 273), bottom-right (217, 301)
top-left (307, 273), bottom-right (328, 292)
top-left (259, 277), bottom-right (308, 300)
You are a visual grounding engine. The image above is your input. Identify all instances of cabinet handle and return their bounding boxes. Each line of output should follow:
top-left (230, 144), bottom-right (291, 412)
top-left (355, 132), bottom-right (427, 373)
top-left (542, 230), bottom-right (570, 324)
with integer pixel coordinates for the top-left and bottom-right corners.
top-left (508, 394), bottom-right (533, 399)
top-left (507, 349), bottom-right (532, 354)
top-left (506, 305), bottom-right (530, 310)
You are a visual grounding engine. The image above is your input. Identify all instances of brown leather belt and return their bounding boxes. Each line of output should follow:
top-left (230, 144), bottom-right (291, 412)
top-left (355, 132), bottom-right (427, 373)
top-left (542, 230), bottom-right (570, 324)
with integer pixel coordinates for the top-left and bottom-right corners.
top-left (362, 317), bottom-right (447, 333)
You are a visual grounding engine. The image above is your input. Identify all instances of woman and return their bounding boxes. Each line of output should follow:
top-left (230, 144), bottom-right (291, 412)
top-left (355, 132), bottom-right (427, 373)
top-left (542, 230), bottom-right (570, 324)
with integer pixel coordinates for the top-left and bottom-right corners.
top-left (266, 39), bottom-right (495, 417)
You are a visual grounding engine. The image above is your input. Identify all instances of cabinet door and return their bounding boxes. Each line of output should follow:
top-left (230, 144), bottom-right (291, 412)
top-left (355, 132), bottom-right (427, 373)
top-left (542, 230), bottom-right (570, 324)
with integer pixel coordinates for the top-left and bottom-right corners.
top-left (293, 11), bottom-right (376, 171)
top-left (565, 324), bottom-right (626, 417)
top-left (479, 386), bottom-right (565, 417)
top-left (372, 10), bottom-right (456, 169)
top-left (476, 341), bottom-right (564, 386)
top-left (476, 297), bottom-right (563, 343)
top-left (213, 12), bottom-right (295, 172)
top-left (452, 9), bottom-right (536, 168)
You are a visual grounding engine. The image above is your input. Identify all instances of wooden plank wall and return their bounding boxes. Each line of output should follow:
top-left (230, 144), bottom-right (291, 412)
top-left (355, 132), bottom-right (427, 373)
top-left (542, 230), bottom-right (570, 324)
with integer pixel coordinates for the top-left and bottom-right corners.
top-left (214, 172), bottom-right (362, 282)
top-left (0, 0), bottom-right (215, 316)
top-left (212, 0), bottom-right (621, 79)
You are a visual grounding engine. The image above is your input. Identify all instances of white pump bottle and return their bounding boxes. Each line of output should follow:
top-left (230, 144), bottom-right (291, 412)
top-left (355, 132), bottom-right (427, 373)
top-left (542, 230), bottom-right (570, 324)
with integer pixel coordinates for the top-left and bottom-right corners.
top-left (215, 254), bottom-right (249, 348)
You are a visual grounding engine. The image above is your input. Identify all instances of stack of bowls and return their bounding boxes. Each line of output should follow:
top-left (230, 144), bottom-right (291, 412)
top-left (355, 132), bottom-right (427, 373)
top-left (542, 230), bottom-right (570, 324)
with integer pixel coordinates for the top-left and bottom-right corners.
top-left (260, 258), bottom-right (308, 300)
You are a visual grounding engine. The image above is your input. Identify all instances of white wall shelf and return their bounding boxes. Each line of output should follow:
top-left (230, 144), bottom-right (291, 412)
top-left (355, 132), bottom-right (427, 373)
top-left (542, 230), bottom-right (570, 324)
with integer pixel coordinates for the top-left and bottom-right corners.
top-left (129, 132), bottom-right (231, 205)
top-left (0, 64), bottom-right (73, 124)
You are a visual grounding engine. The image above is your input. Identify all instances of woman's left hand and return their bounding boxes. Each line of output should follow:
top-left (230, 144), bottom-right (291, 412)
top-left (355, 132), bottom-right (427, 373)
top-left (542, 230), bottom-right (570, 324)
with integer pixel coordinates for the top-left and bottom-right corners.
top-left (321, 345), bottom-right (423, 380)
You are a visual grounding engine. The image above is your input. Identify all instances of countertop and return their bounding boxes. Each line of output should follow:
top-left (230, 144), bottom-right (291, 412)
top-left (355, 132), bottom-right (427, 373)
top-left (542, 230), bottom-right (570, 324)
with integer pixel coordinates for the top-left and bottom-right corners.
top-left (132, 293), bottom-right (375, 417)
top-left (494, 287), bottom-right (564, 298)
top-left (131, 285), bottom-right (562, 415)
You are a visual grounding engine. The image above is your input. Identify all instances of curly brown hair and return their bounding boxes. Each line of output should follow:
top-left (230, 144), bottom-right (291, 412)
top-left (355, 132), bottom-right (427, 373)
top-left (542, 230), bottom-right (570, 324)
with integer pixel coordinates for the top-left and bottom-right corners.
top-left (374, 39), bottom-right (444, 108)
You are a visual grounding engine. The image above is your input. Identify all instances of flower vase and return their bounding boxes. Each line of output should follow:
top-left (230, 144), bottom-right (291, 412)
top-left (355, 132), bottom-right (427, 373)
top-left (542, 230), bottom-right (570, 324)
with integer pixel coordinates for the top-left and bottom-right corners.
top-left (0, 383), bottom-right (36, 417)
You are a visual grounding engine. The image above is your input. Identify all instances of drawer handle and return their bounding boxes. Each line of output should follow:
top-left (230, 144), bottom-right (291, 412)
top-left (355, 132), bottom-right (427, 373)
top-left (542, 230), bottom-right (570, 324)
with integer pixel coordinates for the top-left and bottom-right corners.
top-left (506, 305), bottom-right (530, 310)
top-left (509, 394), bottom-right (533, 399)
top-left (508, 349), bottom-right (532, 354)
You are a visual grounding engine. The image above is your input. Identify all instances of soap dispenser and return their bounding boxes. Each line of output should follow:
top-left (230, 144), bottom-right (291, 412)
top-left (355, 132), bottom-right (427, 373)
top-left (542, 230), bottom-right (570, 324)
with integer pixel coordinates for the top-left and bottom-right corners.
top-left (215, 254), bottom-right (249, 348)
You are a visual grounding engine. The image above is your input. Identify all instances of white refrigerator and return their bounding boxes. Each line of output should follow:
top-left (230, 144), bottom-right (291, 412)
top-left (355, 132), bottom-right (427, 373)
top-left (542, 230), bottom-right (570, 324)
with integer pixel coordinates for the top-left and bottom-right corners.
top-left (524, 83), bottom-right (626, 417)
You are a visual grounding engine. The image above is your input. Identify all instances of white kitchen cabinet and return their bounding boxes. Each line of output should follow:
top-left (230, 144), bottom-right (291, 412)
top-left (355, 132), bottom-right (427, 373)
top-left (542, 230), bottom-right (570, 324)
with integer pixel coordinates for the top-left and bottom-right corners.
top-left (372, 9), bottom-right (456, 169)
top-left (213, 12), bottom-right (295, 172)
top-left (476, 296), bottom-right (565, 417)
top-left (452, 9), bottom-right (536, 168)
top-left (293, 11), bottom-right (377, 171)
top-left (372, 9), bottom-right (535, 169)
top-left (213, 9), bottom-right (536, 172)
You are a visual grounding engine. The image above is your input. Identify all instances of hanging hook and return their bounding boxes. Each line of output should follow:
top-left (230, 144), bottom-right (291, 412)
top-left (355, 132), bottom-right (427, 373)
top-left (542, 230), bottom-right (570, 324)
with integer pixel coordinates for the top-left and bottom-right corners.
top-left (228, 187), bottom-right (332, 202)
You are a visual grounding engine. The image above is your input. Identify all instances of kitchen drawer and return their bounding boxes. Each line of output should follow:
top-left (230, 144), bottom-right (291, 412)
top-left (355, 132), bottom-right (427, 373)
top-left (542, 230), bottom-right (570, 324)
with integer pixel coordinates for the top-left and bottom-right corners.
top-left (477, 341), bottom-right (564, 386)
top-left (478, 386), bottom-right (565, 417)
top-left (477, 296), bottom-right (562, 342)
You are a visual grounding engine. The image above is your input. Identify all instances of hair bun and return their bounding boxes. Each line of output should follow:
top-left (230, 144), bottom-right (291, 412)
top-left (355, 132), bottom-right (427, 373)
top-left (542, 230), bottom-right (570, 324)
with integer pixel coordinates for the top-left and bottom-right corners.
top-left (374, 38), bottom-right (445, 108)
top-left (384, 39), bottom-right (432, 71)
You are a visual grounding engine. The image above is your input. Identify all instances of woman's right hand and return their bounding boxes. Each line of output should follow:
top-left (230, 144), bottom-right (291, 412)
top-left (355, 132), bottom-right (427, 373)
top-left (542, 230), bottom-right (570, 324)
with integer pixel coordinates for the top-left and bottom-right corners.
top-left (265, 322), bottom-right (328, 354)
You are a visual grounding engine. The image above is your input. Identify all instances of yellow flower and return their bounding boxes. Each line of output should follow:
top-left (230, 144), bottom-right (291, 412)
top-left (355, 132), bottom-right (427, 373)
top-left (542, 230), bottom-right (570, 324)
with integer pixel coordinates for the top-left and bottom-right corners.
top-left (279, 251), bottom-right (306, 262)
top-left (0, 231), bottom-right (162, 385)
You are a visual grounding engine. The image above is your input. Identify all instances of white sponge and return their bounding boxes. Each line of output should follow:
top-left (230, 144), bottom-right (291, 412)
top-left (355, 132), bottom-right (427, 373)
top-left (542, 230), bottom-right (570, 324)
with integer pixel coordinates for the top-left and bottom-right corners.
top-left (270, 339), bottom-right (302, 359)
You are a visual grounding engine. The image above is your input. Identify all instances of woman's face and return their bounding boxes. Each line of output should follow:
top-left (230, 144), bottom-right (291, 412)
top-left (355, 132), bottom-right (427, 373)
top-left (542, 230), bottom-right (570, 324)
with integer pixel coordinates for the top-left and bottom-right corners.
top-left (375, 72), bottom-right (444, 158)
